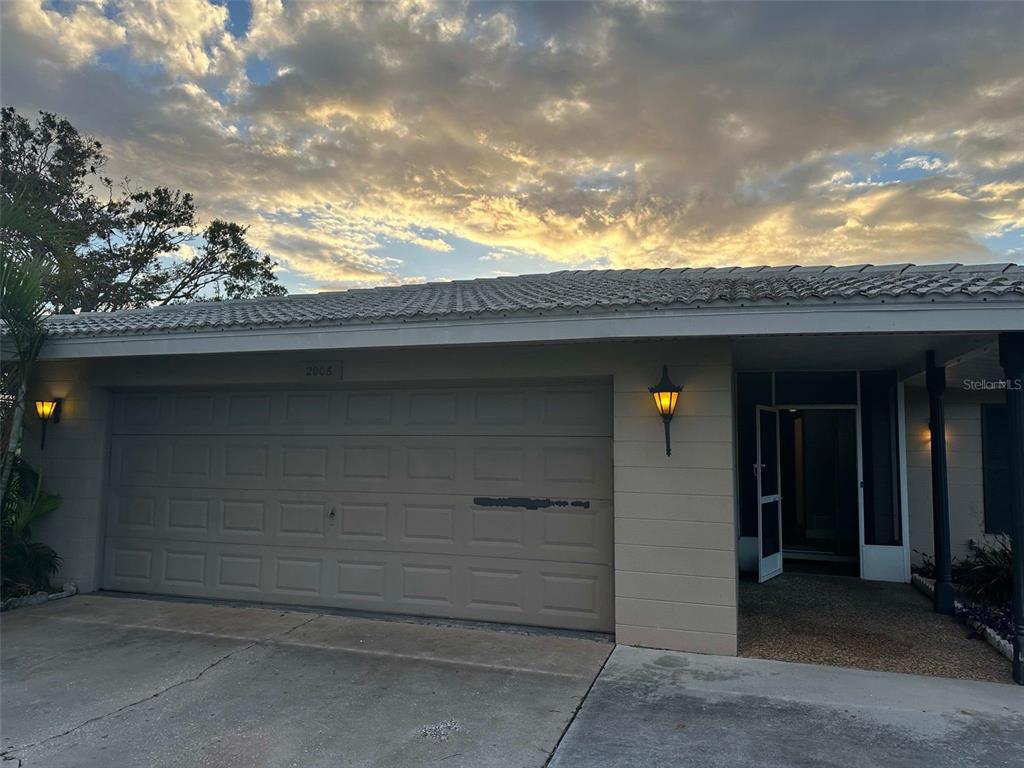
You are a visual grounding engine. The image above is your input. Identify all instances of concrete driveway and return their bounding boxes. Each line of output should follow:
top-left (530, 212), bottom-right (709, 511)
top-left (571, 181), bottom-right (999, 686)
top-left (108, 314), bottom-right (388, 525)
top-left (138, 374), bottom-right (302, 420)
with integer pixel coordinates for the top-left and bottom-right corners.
top-left (5, 597), bottom-right (1023, 768)
top-left (549, 646), bottom-right (1024, 768)
top-left (0, 595), bottom-right (611, 767)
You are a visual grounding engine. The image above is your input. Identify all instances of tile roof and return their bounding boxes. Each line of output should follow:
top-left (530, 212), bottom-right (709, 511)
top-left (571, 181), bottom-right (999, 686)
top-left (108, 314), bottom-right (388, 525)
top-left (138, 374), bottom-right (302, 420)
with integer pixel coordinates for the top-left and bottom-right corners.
top-left (38, 262), bottom-right (1024, 338)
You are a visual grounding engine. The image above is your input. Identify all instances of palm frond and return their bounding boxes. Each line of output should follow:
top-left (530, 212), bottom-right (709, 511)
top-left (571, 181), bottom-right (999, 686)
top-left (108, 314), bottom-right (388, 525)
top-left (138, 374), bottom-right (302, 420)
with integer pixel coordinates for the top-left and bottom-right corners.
top-left (0, 255), bottom-right (52, 361)
top-left (0, 190), bottom-right (72, 261)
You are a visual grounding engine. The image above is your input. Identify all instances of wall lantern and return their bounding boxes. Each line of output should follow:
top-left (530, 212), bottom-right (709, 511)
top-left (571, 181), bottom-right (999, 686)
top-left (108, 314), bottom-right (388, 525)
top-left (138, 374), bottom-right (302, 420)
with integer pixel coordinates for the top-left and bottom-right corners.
top-left (34, 399), bottom-right (62, 450)
top-left (649, 366), bottom-right (682, 456)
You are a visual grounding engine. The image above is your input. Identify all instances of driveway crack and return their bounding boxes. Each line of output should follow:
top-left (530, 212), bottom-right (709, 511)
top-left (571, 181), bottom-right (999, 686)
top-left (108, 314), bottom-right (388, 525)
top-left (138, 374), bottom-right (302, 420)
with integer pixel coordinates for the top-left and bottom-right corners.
top-left (543, 643), bottom-right (614, 767)
top-left (273, 613), bottom-right (320, 639)
top-left (1, 612), bottom-right (322, 761)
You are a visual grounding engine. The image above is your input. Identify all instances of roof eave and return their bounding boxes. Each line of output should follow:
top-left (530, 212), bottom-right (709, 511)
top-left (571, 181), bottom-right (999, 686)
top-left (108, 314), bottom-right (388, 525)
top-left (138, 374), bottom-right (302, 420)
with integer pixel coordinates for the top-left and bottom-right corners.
top-left (35, 298), bottom-right (1024, 360)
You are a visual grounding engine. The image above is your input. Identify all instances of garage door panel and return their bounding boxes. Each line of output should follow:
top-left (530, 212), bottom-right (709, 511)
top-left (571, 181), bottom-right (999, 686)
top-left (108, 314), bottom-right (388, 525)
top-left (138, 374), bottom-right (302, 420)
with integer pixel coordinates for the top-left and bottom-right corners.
top-left (273, 556), bottom-right (326, 598)
top-left (173, 392), bottom-right (217, 427)
top-left (169, 439), bottom-right (214, 482)
top-left (166, 497), bottom-right (210, 533)
top-left (116, 393), bottom-right (165, 430)
top-left (107, 487), bottom-right (612, 565)
top-left (408, 390), bottom-right (459, 426)
top-left (401, 502), bottom-right (455, 544)
top-left (105, 381), bottom-right (613, 632)
top-left (538, 570), bottom-right (609, 623)
top-left (102, 536), bottom-right (613, 631)
top-left (221, 498), bottom-right (267, 535)
top-left (337, 500), bottom-right (388, 541)
top-left (162, 548), bottom-right (207, 588)
top-left (112, 384), bottom-right (612, 437)
top-left (223, 441), bottom-right (270, 482)
top-left (108, 543), bottom-right (156, 587)
top-left (218, 552), bottom-right (263, 592)
top-left (336, 558), bottom-right (387, 601)
top-left (111, 494), bottom-right (158, 532)
top-left (109, 438), bottom-right (162, 485)
top-left (542, 386), bottom-right (611, 428)
top-left (110, 435), bottom-right (612, 499)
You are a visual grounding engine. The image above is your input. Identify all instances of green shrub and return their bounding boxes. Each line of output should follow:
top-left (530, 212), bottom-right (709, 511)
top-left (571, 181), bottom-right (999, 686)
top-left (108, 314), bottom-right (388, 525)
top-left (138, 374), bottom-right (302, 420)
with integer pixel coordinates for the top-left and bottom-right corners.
top-left (1, 458), bottom-right (62, 599)
top-left (955, 536), bottom-right (1013, 605)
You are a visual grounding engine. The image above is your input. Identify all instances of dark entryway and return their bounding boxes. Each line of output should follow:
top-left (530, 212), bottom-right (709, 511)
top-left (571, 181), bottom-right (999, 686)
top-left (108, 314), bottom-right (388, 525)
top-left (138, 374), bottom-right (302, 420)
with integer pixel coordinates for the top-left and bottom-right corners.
top-left (736, 370), bottom-right (906, 581)
top-left (779, 408), bottom-right (859, 567)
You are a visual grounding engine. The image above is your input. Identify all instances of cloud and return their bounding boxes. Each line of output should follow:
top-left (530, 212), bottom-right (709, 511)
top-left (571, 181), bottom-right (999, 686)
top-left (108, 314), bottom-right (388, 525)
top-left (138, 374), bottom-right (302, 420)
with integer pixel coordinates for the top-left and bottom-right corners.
top-left (2, 0), bottom-right (125, 68)
top-left (898, 156), bottom-right (949, 173)
top-left (472, 10), bottom-right (517, 51)
top-left (2, 1), bottom-right (1022, 290)
top-left (116, 0), bottom-right (233, 79)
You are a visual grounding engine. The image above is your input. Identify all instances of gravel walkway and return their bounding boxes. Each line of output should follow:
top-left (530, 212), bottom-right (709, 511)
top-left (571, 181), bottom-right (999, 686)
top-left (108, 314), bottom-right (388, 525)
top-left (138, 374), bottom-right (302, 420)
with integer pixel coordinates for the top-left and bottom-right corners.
top-left (738, 573), bottom-right (1011, 683)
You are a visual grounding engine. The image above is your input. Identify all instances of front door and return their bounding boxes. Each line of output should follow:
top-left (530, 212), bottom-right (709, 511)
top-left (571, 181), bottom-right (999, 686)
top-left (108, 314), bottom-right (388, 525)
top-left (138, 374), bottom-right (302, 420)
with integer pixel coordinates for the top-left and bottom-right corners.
top-left (756, 406), bottom-right (783, 582)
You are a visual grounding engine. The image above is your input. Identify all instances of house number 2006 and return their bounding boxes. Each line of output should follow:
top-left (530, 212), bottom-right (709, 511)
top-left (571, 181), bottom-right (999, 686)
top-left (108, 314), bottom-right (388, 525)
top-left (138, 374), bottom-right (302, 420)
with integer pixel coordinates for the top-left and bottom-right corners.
top-left (299, 360), bottom-right (341, 381)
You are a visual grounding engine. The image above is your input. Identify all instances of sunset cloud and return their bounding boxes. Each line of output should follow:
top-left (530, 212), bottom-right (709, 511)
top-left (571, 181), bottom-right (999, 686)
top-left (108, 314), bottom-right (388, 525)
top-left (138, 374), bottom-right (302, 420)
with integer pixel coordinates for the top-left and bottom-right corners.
top-left (2, 1), bottom-right (1021, 289)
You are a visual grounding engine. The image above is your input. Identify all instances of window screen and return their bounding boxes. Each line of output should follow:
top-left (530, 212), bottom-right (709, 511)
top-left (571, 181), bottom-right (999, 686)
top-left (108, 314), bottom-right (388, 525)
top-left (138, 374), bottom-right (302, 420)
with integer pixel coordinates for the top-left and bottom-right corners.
top-left (860, 371), bottom-right (901, 545)
top-left (736, 373), bottom-right (773, 538)
top-left (981, 403), bottom-right (1011, 535)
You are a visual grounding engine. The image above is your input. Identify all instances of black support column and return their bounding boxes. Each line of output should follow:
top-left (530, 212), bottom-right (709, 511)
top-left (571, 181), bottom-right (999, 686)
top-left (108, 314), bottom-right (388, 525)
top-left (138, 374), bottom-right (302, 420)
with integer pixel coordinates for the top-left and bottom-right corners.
top-left (926, 351), bottom-right (955, 615)
top-left (998, 332), bottom-right (1024, 685)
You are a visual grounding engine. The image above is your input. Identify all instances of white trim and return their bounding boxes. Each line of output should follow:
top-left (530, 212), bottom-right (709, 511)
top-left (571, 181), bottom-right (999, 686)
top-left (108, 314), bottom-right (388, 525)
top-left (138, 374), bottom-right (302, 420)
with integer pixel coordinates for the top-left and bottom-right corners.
top-left (766, 374), bottom-right (911, 582)
top-left (856, 377), bottom-right (910, 583)
top-left (862, 545), bottom-right (910, 582)
top-left (756, 405), bottom-right (783, 583)
top-left (38, 301), bottom-right (1024, 360)
top-left (738, 536), bottom-right (758, 573)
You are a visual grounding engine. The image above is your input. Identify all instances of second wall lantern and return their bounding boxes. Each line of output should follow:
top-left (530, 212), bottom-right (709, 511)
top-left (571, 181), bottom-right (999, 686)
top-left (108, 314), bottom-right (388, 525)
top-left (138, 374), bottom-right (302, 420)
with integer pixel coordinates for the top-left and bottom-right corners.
top-left (649, 366), bottom-right (682, 456)
top-left (35, 399), bottom-right (62, 450)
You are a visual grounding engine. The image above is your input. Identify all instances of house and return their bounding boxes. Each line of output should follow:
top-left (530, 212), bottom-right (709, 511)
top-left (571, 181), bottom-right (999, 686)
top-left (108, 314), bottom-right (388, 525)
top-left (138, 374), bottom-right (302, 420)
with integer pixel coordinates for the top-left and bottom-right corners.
top-left (19, 263), bottom-right (1024, 671)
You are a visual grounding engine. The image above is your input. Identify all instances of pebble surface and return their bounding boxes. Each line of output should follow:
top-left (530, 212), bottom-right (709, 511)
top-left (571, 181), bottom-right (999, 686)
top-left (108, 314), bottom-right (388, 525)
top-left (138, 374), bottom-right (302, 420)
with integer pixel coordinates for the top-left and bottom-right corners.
top-left (738, 573), bottom-right (1011, 683)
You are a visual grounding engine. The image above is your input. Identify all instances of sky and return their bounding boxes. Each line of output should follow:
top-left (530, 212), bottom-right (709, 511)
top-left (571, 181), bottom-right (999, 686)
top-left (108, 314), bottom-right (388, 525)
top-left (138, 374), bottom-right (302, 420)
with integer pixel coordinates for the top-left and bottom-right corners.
top-left (2, 1), bottom-right (1023, 294)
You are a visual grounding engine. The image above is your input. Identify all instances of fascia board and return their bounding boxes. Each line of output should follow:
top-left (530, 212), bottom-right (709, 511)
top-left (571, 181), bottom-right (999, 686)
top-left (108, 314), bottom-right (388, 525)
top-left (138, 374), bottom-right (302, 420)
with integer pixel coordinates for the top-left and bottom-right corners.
top-left (36, 300), bottom-right (1024, 360)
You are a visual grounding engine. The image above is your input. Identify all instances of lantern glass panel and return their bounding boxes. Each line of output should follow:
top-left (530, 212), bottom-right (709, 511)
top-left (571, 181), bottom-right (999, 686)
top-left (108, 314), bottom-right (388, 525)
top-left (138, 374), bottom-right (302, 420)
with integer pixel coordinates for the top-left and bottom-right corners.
top-left (35, 400), bottom-right (57, 420)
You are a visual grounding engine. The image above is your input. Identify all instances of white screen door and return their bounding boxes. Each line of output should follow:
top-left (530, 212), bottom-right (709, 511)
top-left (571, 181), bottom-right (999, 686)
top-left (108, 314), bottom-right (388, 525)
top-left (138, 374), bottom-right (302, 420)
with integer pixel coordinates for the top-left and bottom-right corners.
top-left (756, 406), bottom-right (783, 582)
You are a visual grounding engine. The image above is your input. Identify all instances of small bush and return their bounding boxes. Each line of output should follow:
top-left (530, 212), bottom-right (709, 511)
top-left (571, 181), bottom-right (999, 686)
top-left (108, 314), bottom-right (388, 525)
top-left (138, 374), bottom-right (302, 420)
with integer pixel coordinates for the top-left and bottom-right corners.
top-left (957, 600), bottom-right (1014, 645)
top-left (912, 550), bottom-right (937, 579)
top-left (914, 538), bottom-right (1012, 606)
top-left (956, 536), bottom-right (1013, 605)
top-left (1, 458), bottom-right (62, 599)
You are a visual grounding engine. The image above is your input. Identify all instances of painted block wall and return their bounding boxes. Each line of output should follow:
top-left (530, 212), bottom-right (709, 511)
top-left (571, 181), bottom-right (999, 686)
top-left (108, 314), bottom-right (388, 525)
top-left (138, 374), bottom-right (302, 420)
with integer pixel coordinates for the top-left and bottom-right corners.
top-left (905, 384), bottom-right (1007, 564)
top-left (28, 339), bottom-right (737, 655)
top-left (22, 375), bottom-right (110, 593)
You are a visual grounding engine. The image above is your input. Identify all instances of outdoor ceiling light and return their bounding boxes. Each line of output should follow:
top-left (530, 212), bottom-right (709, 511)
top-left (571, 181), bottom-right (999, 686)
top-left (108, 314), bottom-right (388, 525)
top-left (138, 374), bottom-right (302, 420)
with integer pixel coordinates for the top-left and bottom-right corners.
top-left (34, 399), bottom-right (62, 450)
top-left (649, 365), bottom-right (682, 456)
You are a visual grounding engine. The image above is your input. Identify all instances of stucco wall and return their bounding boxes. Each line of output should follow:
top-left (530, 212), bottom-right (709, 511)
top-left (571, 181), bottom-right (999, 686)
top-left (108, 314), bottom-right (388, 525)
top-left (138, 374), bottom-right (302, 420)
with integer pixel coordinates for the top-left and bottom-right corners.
top-left (27, 339), bottom-right (738, 655)
top-left (906, 384), bottom-right (1007, 565)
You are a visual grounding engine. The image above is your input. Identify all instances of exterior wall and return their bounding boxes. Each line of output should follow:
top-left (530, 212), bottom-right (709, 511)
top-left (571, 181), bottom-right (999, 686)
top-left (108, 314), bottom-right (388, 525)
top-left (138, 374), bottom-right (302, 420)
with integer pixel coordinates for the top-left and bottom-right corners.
top-left (906, 384), bottom-right (1007, 564)
top-left (22, 375), bottom-right (110, 593)
top-left (28, 339), bottom-right (737, 655)
top-left (611, 350), bottom-right (736, 654)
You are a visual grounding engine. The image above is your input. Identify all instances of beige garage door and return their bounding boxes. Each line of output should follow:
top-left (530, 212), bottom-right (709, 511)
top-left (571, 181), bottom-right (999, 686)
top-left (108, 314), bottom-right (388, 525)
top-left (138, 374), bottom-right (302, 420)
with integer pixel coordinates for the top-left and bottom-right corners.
top-left (102, 382), bottom-right (614, 631)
